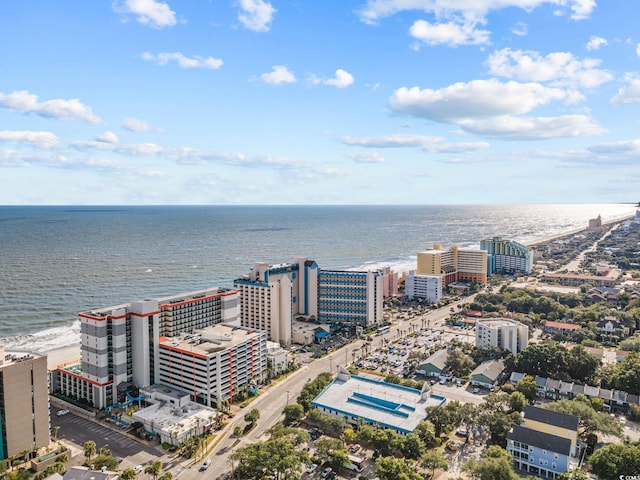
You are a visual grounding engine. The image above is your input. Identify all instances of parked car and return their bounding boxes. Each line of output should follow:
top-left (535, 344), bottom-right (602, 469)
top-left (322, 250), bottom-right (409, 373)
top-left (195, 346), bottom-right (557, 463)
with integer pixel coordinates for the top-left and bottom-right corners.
top-left (56, 409), bottom-right (69, 416)
top-left (200, 459), bottom-right (211, 471)
top-left (456, 429), bottom-right (469, 438)
top-left (320, 467), bottom-right (332, 478)
top-left (446, 440), bottom-right (460, 452)
top-left (306, 464), bottom-right (318, 473)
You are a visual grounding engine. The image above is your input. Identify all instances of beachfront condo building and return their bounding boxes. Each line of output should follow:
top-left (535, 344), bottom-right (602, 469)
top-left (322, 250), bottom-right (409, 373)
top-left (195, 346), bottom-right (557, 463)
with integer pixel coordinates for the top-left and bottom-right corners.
top-left (0, 346), bottom-right (50, 460)
top-left (317, 270), bottom-right (383, 326)
top-left (157, 323), bottom-right (267, 407)
top-left (480, 237), bottom-right (532, 275)
top-left (234, 259), bottom-right (319, 345)
top-left (476, 318), bottom-right (529, 353)
top-left (235, 259), bottom-right (384, 344)
top-left (416, 245), bottom-right (488, 287)
top-left (51, 287), bottom-right (240, 409)
top-left (404, 271), bottom-right (443, 302)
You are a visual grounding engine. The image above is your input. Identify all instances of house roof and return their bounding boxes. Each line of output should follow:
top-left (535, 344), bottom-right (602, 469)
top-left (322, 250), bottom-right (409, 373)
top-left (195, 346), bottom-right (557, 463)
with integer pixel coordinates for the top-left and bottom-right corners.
top-left (535, 376), bottom-right (547, 388)
top-left (544, 321), bottom-right (582, 330)
top-left (470, 359), bottom-right (505, 382)
top-left (508, 425), bottom-right (572, 456)
top-left (420, 348), bottom-right (448, 370)
top-left (523, 405), bottom-right (579, 431)
top-left (510, 372), bottom-right (525, 384)
top-left (545, 378), bottom-right (561, 390)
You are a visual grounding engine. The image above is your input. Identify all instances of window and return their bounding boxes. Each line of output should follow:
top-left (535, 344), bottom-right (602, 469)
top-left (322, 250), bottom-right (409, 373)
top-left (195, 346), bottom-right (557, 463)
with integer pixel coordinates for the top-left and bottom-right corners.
top-left (554, 453), bottom-right (559, 460)
top-left (552, 463), bottom-right (556, 469)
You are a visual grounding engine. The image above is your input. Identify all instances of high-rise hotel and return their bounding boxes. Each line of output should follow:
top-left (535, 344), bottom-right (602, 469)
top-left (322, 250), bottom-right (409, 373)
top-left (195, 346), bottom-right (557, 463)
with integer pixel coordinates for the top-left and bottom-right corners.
top-left (0, 346), bottom-right (50, 460)
top-left (416, 245), bottom-right (488, 287)
top-left (52, 287), bottom-right (241, 409)
top-left (480, 237), bottom-right (532, 275)
top-left (234, 259), bottom-right (383, 344)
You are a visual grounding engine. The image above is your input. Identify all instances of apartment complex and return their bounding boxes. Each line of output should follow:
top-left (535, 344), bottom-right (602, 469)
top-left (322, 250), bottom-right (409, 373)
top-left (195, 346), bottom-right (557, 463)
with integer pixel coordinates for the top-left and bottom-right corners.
top-left (476, 318), bottom-right (529, 353)
top-left (0, 346), bottom-right (50, 460)
top-left (318, 270), bottom-right (383, 326)
top-left (157, 324), bottom-right (267, 407)
top-left (416, 245), bottom-right (487, 287)
top-left (480, 237), bottom-right (533, 275)
top-left (52, 287), bottom-right (240, 409)
top-left (404, 271), bottom-right (442, 302)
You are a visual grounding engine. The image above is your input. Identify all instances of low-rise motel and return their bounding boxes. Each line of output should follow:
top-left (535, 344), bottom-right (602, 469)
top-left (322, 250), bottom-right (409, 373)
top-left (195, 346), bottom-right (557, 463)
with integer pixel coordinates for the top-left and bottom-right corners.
top-left (311, 366), bottom-right (445, 435)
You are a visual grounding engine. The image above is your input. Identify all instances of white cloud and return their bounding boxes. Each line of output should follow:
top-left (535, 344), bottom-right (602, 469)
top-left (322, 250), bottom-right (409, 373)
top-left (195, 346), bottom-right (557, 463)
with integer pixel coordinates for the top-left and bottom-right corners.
top-left (96, 131), bottom-right (119, 144)
top-left (141, 52), bottom-right (223, 69)
top-left (339, 133), bottom-right (490, 152)
top-left (123, 117), bottom-right (157, 132)
top-left (238, 0), bottom-right (276, 32)
top-left (410, 19), bottom-right (490, 46)
top-left (340, 133), bottom-right (442, 148)
top-left (610, 75), bottom-right (640, 105)
top-left (389, 79), bottom-right (604, 140)
top-left (511, 21), bottom-right (528, 36)
top-left (0, 90), bottom-right (101, 124)
top-left (113, 0), bottom-right (177, 28)
top-left (356, 0), bottom-right (596, 25)
top-left (390, 79), bottom-right (568, 122)
top-left (586, 36), bottom-right (607, 51)
top-left (259, 65), bottom-right (296, 85)
top-left (326, 69), bottom-right (355, 88)
top-left (486, 48), bottom-right (612, 89)
top-left (0, 130), bottom-right (61, 150)
top-left (458, 114), bottom-right (604, 140)
top-left (346, 151), bottom-right (385, 163)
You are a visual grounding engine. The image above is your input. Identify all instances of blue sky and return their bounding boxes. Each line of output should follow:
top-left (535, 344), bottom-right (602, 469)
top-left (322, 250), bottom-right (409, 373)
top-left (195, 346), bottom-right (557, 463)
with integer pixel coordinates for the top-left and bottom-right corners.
top-left (1, 0), bottom-right (639, 205)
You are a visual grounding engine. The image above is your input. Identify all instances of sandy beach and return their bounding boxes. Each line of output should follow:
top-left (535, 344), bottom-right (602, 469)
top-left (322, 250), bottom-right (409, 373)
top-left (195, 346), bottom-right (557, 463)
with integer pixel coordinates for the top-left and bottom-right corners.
top-left (44, 343), bottom-right (81, 370)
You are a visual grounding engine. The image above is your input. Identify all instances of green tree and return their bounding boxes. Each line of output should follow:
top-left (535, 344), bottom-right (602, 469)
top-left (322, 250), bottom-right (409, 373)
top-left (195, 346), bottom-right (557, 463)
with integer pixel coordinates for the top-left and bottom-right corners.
top-left (509, 391), bottom-right (526, 412)
top-left (297, 373), bottom-right (334, 412)
top-left (233, 426), bottom-right (243, 437)
top-left (121, 468), bottom-right (137, 480)
top-left (144, 460), bottom-right (162, 480)
top-left (513, 341), bottom-right (569, 379)
top-left (282, 403), bottom-right (304, 425)
top-left (376, 456), bottom-right (423, 480)
top-left (158, 472), bottom-right (173, 480)
top-left (83, 440), bottom-right (96, 460)
top-left (424, 406), bottom-right (450, 437)
top-left (244, 408), bottom-right (260, 425)
top-left (566, 345), bottom-right (599, 383)
top-left (515, 375), bottom-right (537, 400)
top-left (399, 434), bottom-right (425, 460)
top-left (463, 446), bottom-right (520, 480)
top-left (413, 420), bottom-right (438, 448)
top-left (445, 349), bottom-right (476, 378)
top-left (421, 450), bottom-right (448, 478)
top-left (90, 454), bottom-right (119, 472)
top-left (545, 399), bottom-right (623, 436)
top-left (590, 443), bottom-right (640, 480)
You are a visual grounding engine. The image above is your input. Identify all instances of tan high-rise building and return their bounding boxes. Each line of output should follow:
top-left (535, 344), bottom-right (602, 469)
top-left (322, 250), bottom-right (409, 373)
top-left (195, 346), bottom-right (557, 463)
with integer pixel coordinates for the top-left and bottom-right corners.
top-left (0, 346), bottom-right (50, 460)
top-left (416, 245), bottom-right (487, 287)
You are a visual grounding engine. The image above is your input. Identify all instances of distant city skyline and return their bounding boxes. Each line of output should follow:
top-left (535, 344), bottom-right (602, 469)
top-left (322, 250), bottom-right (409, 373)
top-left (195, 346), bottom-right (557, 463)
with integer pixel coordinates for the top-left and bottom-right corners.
top-left (1, 1), bottom-right (639, 205)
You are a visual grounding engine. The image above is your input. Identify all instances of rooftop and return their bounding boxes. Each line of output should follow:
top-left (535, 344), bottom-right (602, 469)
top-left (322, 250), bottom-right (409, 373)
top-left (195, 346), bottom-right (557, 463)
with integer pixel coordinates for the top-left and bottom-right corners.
top-left (311, 370), bottom-right (445, 434)
top-left (508, 425), bottom-right (572, 456)
top-left (523, 405), bottom-right (579, 431)
top-left (470, 359), bottom-right (505, 381)
top-left (159, 323), bottom-right (264, 357)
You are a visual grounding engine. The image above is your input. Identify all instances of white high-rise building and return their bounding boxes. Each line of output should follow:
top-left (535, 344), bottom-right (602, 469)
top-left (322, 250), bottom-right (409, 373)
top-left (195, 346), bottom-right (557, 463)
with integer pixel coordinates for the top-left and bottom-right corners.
top-left (476, 318), bottom-right (529, 353)
top-left (404, 271), bottom-right (442, 302)
top-left (234, 259), bottom-right (319, 345)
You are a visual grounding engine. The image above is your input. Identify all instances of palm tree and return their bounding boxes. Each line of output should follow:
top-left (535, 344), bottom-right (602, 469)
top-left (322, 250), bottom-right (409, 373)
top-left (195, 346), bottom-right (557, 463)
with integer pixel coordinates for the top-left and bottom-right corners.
top-left (83, 441), bottom-right (96, 460)
top-left (144, 460), bottom-right (162, 480)
top-left (158, 473), bottom-right (173, 480)
top-left (52, 426), bottom-right (61, 441)
top-left (121, 468), bottom-right (136, 480)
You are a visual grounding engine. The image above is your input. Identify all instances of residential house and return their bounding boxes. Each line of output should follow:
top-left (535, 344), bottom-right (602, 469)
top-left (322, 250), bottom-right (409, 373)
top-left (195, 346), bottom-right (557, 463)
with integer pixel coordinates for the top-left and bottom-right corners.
top-left (418, 348), bottom-right (449, 378)
top-left (543, 321), bottom-right (582, 337)
top-left (470, 359), bottom-right (505, 389)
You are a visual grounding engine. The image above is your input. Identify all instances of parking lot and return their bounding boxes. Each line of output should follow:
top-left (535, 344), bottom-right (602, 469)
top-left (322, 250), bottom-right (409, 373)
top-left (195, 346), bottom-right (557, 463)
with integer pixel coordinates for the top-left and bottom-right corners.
top-left (51, 410), bottom-right (166, 470)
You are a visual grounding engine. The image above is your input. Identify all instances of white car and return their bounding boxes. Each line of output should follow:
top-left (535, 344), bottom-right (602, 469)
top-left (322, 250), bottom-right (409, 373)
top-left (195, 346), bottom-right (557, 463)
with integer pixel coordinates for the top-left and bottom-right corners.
top-left (306, 464), bottom-right (318, 473)
top-left (56, 409), bottom-right (69, 416)
top-left (134, 465), bottom-right (144, 474)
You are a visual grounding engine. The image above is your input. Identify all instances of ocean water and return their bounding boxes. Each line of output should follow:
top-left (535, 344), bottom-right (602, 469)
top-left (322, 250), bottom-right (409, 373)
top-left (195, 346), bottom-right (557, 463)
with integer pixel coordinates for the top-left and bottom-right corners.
top-left (0, 204), bottom-right (636, 352)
